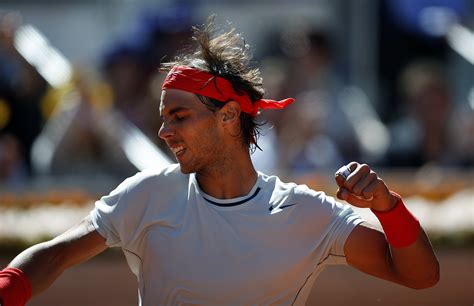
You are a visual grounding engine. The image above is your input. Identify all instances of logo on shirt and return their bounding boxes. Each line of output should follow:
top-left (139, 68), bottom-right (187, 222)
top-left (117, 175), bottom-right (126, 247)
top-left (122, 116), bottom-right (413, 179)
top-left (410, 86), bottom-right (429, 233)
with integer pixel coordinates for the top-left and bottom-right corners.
top-left (269, 203), bottom-right (297, 214)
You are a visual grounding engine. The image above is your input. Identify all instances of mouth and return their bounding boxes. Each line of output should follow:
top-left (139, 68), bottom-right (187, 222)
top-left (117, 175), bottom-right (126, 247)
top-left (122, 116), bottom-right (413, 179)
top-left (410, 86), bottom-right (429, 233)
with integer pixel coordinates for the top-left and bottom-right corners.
top-left (169, 145), bottom-right (186, 158)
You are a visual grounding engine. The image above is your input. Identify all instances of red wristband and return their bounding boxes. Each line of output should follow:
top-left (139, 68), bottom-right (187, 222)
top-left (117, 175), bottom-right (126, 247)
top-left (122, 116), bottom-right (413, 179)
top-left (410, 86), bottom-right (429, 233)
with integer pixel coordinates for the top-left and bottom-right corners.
top-left (371, 192), bottom-right (421, 248)
top-left (0, 268), bottom-right (32, 306)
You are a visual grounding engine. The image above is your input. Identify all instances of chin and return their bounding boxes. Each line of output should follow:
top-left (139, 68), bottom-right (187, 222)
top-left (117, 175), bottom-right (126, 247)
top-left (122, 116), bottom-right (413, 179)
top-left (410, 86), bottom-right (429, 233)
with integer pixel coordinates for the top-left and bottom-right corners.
top-left (177, 162), bottom-right (195, 174)
top-left (179, 167), bottom-right (193, 174)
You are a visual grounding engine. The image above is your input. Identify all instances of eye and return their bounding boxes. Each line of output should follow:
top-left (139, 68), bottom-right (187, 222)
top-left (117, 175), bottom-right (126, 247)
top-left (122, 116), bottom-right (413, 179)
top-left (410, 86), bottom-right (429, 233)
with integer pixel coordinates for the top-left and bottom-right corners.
top-left (175, 114), bottom-right (187, 122)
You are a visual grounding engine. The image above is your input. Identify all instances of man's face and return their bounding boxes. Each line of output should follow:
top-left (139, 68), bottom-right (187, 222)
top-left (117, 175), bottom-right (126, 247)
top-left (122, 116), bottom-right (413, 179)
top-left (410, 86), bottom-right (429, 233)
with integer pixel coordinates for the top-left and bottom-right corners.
top-left (159, 89), bottom-right (223, 174)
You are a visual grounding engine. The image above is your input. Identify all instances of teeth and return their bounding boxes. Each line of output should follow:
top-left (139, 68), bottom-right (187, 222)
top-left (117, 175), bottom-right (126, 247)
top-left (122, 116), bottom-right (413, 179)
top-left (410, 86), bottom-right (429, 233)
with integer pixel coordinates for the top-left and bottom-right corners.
top-left (171, 146), bottom-right (185, 154)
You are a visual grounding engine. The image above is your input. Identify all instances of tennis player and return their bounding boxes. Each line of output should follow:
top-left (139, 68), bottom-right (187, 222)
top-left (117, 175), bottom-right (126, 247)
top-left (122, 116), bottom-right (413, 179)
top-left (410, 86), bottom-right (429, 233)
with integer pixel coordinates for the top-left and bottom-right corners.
top-left (0, 19), bottom-right (438, 306)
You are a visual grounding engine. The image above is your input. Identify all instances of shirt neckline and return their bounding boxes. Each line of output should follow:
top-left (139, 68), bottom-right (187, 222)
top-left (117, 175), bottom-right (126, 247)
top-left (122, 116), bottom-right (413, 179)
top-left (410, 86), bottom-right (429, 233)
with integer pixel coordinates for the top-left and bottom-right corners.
top-left (191, 172), bottom-right (263, 209)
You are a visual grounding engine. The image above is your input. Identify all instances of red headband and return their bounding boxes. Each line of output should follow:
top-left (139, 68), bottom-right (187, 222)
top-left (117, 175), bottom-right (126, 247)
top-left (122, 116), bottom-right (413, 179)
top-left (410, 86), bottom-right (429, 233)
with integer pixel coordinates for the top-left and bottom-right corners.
top-left (162, 65), bottom-right (295, 117)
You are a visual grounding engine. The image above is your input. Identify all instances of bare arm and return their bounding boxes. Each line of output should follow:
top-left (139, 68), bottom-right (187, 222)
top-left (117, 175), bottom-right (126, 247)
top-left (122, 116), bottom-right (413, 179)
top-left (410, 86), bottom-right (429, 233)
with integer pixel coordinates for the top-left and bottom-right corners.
top-left (336, 162), bottom-right (439, 289)
top-left (7, 216), bottom-right (108, 297)
top-left (344, 222), bottom-right (439, 289)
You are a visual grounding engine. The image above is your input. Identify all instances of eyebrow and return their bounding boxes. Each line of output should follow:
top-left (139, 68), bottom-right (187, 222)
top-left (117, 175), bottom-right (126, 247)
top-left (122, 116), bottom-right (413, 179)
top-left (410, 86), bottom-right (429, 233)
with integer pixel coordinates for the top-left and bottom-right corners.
top-left (161, 106), bottom-right (190, 117)
top-left (169, 107), bottom-right (189, 115)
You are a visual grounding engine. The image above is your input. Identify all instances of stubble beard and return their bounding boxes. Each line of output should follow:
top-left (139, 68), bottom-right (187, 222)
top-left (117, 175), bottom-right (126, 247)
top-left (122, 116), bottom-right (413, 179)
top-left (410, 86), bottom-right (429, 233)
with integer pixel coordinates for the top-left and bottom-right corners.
top-left (184, 142), bottom-right (228, 176)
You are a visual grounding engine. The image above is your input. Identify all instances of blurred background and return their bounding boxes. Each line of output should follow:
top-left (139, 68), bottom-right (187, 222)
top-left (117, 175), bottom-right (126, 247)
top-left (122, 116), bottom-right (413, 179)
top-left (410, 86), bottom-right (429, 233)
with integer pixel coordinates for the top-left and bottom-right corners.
top-left (0, 0), bottom-right (472, 305)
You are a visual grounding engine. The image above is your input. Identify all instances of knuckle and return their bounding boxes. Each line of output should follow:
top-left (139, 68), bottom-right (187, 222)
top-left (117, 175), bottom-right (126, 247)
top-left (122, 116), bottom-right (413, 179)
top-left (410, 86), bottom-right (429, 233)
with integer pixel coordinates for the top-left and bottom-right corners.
top-left (353, 186), bottom-right (361, 195)
top-left (344, 183), bottom-right (355, 194)
top-left (362, 189), bottom-right (372, 198)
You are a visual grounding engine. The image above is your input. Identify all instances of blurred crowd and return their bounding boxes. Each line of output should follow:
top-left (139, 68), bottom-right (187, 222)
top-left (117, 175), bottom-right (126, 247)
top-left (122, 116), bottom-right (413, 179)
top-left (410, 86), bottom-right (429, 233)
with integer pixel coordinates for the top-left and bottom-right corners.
top-left (0, 2), bottom-right (473, 187)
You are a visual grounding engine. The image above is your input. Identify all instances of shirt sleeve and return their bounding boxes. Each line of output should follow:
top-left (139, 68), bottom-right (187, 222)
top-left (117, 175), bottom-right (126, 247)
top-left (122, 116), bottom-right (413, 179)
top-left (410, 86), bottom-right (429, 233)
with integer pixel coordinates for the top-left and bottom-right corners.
top-left (330, 202), bottom-right (364, 264)
top-left (292, 185), bottom-right (365, 266)
top-left (324, 198), bottom-right (365, 265)
top-left (89, 174), bottom-right (140, 247)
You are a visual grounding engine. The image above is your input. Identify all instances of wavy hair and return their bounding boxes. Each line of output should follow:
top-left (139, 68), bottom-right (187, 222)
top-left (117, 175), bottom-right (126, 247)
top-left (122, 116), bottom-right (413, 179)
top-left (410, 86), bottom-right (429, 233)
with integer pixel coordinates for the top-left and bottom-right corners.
top-left (161, 16), bottom-right (265, 152)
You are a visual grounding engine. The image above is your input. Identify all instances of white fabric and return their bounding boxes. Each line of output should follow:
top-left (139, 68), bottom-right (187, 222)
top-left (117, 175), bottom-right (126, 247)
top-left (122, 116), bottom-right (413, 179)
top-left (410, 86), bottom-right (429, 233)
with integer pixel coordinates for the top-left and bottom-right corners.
top-left (90, 164), bottom-right (364, 306)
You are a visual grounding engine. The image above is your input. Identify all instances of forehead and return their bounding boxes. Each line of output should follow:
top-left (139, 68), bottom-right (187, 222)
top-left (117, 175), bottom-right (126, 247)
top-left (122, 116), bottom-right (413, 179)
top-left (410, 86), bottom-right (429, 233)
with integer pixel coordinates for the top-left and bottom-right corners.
top-left (160, 89), bottom-right (206, 114)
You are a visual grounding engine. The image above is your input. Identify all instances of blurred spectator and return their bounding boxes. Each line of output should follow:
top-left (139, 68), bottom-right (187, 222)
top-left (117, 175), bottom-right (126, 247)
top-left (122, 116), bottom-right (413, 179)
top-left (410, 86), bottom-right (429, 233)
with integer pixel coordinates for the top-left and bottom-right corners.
top-left (0, 12), bottom-right (47, 179)
top-left (0, 133), bottom-right (27, 186)
top-left (259, 23), bottom-right (362, 175)
top-left (387, 59), bottom-right (458, 167)
top-left (29, 8), bottom-right (196, 177)
top-left (102, 39), bottom-right (160, 142)
top-left (28, 7), bottom-right (197, 178)
top-left (138, 5), bottom-right (194, 68)
top-left (31, 69), bottom-right (138, 177)
top-left (450, 92), bottom-right (474, 167)
top-left (279, 90), bottom-right (344, 175)
top-left (100, 6), bottom-right (195, 155)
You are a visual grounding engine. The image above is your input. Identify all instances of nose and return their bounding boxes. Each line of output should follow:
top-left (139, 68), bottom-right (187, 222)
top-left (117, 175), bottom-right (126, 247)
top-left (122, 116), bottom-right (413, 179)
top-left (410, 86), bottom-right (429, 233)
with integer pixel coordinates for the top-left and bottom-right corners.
top-left (158, 122), bottom-right (174, 140)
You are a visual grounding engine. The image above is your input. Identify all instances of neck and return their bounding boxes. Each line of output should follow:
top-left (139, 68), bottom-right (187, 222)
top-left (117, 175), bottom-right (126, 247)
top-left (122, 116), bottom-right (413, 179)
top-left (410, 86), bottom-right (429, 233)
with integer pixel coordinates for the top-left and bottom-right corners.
top-left (195, 151), bottom-right (258, 199)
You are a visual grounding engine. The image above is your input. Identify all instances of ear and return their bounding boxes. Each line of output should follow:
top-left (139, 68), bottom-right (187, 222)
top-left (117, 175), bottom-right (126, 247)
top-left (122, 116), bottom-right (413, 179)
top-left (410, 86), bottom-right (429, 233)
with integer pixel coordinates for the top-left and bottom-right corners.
top-left (219, 101), bottom-right (241, 125)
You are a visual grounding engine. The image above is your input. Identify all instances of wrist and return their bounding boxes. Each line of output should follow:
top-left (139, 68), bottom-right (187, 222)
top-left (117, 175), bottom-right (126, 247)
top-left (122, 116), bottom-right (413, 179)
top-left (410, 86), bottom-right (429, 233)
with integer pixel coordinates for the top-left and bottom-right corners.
top-left (371, 191), bottom-right (400, 212)
top-left (371, 192), bottom-right (421, 248)
top-left (0, 267), bottom-right (32, 306)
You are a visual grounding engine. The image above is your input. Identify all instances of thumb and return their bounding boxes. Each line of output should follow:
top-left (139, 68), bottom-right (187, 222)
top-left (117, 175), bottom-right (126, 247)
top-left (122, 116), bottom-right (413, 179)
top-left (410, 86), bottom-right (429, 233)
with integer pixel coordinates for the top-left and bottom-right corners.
top-left (337, 188), bottom-right (372, 208)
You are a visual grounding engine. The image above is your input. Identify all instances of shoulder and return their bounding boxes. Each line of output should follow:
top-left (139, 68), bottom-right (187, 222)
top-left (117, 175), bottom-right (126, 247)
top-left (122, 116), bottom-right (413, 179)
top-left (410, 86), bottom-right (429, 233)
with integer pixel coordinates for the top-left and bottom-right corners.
top-left (133, 163), bottom-right (183, 184)
top-left (115, 163), bottom-right (185, 194)
top-left (259, 172), bottom-right (323, 200)
top-left (259, 172), bottom-right (327, 209)
top-left (260, 172), bottom-right (347, 214)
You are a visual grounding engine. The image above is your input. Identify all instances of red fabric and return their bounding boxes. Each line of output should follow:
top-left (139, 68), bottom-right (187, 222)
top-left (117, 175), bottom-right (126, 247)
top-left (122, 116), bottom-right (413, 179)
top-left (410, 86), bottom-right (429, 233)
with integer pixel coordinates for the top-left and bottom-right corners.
top-left (371, 192), bottom-right (421, 248)
top-left (162, 65), bottom-right (295, 116)
top-left (0, 268), bottom-right (32, 306)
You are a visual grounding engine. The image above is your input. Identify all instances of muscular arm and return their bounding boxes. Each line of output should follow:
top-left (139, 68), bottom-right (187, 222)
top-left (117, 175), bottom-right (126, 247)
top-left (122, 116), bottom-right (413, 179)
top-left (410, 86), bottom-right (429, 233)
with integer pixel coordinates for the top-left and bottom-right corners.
top-left (7, 216), bottom-right (108, 297)
top-left (344, 222), bottom-right (439, 289)
top-left (335, 162), bottom-right (439, 289)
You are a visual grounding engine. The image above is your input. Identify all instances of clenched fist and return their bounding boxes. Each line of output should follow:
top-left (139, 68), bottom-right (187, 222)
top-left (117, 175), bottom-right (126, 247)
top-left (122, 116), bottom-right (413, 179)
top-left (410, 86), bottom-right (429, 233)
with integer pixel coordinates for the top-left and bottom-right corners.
top-left (335, 162), bottom-right (398, 212)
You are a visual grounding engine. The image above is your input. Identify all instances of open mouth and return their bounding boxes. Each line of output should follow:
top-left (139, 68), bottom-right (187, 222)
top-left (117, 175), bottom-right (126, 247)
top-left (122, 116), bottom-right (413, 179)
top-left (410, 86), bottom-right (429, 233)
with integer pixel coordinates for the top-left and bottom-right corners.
top-left (170, 145), bottom-right (186, 157)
